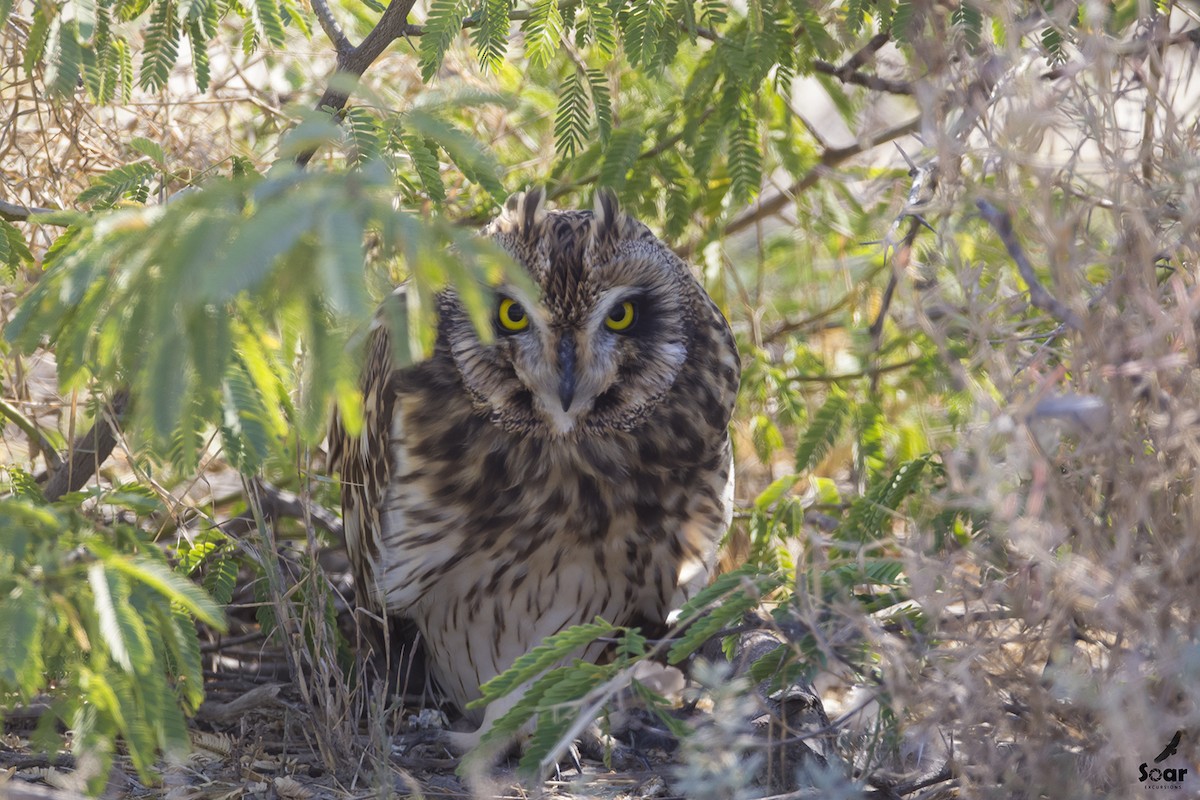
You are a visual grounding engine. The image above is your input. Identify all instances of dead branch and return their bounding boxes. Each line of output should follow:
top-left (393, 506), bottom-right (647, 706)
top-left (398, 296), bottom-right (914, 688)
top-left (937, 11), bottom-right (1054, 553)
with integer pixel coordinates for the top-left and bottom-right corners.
top-left (41, 390), bottom-right (129, 503)
top-left (812, 32), bottom-right (912, 95)
top-left (218, 479), bottom-right (344, 541)
top-left (976, 199), bottom-right (1083, 331)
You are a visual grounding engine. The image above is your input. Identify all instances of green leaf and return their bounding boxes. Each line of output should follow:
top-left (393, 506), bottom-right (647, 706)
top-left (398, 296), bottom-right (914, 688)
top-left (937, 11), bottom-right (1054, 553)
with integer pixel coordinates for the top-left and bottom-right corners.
top-left (129, 137), bottom-right (166, 166)
top-left (728, 92), bottom-right (762, 203)
top-left (598, 127), bottom-right (644, 190)
top-left (581, 0), bottom-right (615, 56)
top-left (472, 619), bottom-right (617, 706)
top-left (587, 68), bottom-right (612, 142)
top-left (0, 586), bottom-right (44, 697)
top-left (253, 0), bottom-right (287, 47)
top-left (96, 551), bottom-right (226, 630)
top-left (523, 0), bottom-right (564, 68)
top-left (754, 473), bottom-right (800, 510)
top-left (518, 661), bottom-right (610, 775)
top-left (402, 133), bottom-right (446, 203)
top-left (139, 0), bottom-right (180, 91)
top-left (554, 70), bottom-right (590, 158)
top-left (471, 0), bottom-right (509, 72)
top-left (344, 106), bottom-right (382, 165)
top-left (419, 0), bottom-right (471, 82)
top-left (794, 390), bottom-right (849, 473)
top-left (48, 21), bottom-right (84, 97)
top-left (404, 108), bottom-right (505, 199)
top-left (621, 0), bottom-right (665, 69)
top-left (89, 563), bottom-right (132, 671)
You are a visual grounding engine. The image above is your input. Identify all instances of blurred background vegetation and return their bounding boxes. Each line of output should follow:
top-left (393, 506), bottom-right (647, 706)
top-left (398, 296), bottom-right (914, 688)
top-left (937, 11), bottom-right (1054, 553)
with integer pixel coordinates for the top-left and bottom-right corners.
top-left (3, 0), bottom-right (1200, 797)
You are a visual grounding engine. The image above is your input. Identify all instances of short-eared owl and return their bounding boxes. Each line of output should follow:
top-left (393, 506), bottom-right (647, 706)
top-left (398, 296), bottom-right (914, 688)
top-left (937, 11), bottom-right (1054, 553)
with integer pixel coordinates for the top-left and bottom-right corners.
top-left (331, 189), bottom-right (740, 744)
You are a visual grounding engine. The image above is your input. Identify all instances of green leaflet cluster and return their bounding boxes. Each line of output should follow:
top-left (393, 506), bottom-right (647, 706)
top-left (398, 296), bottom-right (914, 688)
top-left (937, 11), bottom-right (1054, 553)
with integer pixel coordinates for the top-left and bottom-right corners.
top-left (10, 0), bottom-right (308, 99)
top-left (0, 488), bottom-right (224, 795)
top-left (3, 142), bottom-right (523, 472)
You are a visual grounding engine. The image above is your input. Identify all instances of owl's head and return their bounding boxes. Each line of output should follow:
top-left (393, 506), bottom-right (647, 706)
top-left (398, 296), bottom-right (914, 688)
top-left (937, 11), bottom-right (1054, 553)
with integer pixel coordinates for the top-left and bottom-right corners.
top-left (437, 189), bottom-right (703, 437)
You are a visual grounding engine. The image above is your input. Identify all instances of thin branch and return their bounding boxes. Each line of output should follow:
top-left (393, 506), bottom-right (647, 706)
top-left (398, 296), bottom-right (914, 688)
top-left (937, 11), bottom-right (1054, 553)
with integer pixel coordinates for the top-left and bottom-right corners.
top-left (0, 396), bottom-right (62, 470)
top-left (976, 200), bottom-right (1083, 331)
top-left (811, 31), bottom-right (910, 95)
top-left (403, 8), bottom-right (533, 35)
top-left (1, 199), bottom-right (55, 222)
top-left (787, 357), bottom-right (925, 384)
top-left (218, 479), bottom-right (345, 541)
top-left (680, 114), bottom-right (921, 257)
top-left (811, 59), bottom-right (912, 94)
top-left (869, 156), bottom-right (940, 345)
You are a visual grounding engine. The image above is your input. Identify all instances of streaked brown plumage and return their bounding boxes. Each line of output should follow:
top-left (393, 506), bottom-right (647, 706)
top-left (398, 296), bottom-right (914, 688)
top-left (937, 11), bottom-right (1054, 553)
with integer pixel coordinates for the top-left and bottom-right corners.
top-left (330, 189), bottom-right (740, 745)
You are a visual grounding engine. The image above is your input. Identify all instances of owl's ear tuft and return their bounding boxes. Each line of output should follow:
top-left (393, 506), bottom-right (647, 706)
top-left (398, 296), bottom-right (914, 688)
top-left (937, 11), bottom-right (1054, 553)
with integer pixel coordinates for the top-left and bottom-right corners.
top-left (500, 188), bottom-right (547, 234)
top-left (593, 188), bottom-right (619, 229)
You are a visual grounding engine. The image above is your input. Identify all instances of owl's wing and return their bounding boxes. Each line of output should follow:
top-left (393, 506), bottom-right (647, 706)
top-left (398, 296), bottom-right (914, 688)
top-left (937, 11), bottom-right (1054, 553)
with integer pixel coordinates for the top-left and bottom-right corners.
top-left (329, 288), bottom-right (408, 613)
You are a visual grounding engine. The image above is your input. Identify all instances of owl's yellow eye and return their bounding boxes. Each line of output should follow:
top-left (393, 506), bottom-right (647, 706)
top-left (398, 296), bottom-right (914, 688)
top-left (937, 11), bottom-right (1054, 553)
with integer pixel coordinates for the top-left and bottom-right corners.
top-left (605, 301), bottom-right (637, 332)
top-left (497, 297), bottom-right (529, 332)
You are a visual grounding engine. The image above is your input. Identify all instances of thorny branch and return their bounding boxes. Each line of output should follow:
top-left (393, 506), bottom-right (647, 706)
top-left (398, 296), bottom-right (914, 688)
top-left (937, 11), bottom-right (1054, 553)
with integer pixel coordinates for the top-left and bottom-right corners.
top-left (300, 0), bottom-right (421, 167)
top-left (976, 200), bottom-right (1083, 330)
top-left (812, 32), bottom-right (912, 95)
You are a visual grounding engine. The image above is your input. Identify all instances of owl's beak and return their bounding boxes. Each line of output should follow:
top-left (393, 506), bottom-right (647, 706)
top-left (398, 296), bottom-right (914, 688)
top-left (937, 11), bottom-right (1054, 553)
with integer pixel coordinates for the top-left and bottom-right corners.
top-left (557, 333), bottom-right (577, 412)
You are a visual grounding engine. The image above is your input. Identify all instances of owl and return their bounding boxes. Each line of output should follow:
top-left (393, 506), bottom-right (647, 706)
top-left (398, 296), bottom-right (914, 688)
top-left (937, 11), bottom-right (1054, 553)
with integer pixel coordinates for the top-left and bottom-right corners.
top-left (330, 189), bottom-right (741, 749)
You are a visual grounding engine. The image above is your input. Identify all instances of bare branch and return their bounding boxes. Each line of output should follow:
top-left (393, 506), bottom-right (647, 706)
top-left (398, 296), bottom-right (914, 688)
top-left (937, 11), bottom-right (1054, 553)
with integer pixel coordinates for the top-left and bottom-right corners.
top-left (219, 479), bottom-right (345, 541)
top-left (299, 0), bottom-right (421, 167)
top-left (42, 390), bottom-right (129, 503)
top-left (811, 59), bottom-right (912, 94)
top-left (976, 200), bottom-right (1083, 331)
top-left (309, 0), bottom-right (352, 57)
top-left (403, 8), bottom-right (533, 35)
top-left (679, 114), bottom-right (922, 257)
top-left (1, 199), bottom-right (56, 222)
top-left (0, 396), bottom-right (62, 471)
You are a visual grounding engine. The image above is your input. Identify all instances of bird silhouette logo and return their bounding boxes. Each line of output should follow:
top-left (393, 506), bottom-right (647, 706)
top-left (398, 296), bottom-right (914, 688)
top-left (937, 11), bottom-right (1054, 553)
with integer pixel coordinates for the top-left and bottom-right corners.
top-left (1154, 731), bottom-right (1183, 764)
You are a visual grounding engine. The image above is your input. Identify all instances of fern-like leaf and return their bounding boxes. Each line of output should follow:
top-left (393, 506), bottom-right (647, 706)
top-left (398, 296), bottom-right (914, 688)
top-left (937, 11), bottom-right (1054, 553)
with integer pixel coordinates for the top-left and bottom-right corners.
top-left (518, 661), bottom-right (610, 775)
top-left (841, 456), bottom-right (931, 542)
top-left (139, 0), bottom-right (180, 91)
top-left (49, 21), bottom-right (83, 97)
top-left (597, 127), bottom-right (644, 190)
top-left (728, 93), bottom-right (762, 203)
top-left (523, 0), bottom-right (564, 68)
top-left (187, 18), bottom-right (210, 91)
top-left (471, 0), bottom-right (509, 73)
top-left (581, 0), bottom-right (615, 55)
top-left (554, 70), bottom-right (590, 158)
top-left (401, 134), bottom-right (446, 203)
top-left (344, 107), bottom-right (381, 166)
top-left (419, 0), bottom-right (470, 82)
top-left (620, 0), bottom-right (665, 68)
top-left (77, 162), bottom-right (158, 208)
top-left (794, 390), bottom-right (849, 473)
top-left (1, 221), bottom-right (33, 280)
top-left (472, 619), bottom-right (617, 706)
top-left (587, 68), bottom-right (611, 142)
top-left (252, 0), bottom-right (287, 47)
